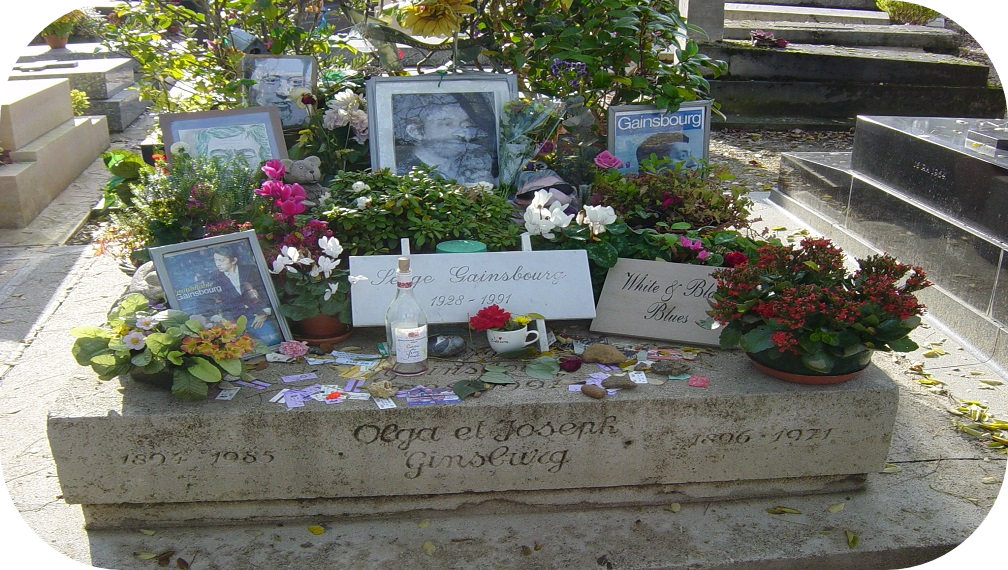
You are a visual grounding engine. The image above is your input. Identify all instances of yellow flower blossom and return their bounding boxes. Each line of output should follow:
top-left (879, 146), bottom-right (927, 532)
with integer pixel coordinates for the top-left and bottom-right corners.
top-left (402, 0), bottom-right (476, 38)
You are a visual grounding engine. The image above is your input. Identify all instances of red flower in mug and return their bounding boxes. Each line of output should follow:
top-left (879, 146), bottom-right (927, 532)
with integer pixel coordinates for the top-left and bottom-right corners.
top-left (469, 304), bottom-right (511, 331)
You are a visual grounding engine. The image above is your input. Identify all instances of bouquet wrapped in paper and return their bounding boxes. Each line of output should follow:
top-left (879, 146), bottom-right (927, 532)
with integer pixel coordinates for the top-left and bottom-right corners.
top-left (498, 96), bottom-right (565, 194)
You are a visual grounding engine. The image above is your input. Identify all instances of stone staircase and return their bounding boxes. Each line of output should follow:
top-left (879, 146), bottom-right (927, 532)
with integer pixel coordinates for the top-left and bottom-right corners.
top-left (0, 78), bottom-right (109, 229)
top-left (703, 2), bottom-right (1005, 129)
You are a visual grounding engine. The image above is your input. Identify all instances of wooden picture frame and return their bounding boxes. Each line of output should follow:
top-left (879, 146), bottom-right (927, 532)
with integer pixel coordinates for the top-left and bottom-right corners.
top-left (607, 101), bottom-right (712, 174)
top-left (149, 231), bottom-right (292, 356)
top-left (160, 106), bottom-right (287, 168)
top-left (366, 73), bottom-right (517, 186)
top-left (241, 54), bottom-right (318, 128)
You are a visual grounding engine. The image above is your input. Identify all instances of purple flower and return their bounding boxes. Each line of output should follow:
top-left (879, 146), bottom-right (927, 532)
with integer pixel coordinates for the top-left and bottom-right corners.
top-left (261, 159), bottom-right (286, 181)
top-left (594, 150), bottom-right (623, 169)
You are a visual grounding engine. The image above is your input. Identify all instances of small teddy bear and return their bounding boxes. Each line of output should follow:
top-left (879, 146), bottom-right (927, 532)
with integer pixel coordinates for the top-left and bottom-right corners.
top-left (281, 156), bottom-right (327, 204)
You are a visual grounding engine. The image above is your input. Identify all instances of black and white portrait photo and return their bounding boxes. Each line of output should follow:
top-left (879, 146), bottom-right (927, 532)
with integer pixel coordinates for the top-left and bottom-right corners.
top-left (391, 92), bottom-right (498, 184)
top-left (366, 74), bottom-right (517, 187)
top-left (243, 55), bottom-right (317, 128)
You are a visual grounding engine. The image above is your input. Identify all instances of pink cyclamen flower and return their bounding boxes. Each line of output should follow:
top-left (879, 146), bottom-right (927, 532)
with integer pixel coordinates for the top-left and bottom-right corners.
top-left (536, 140), bottom-right (556, 156)
top-left (697, 249), bottom-right (710, 260)
top-left (277, 199), bottom-right (306, 218)
top-left (593, 150), bottom-right (624, 169)
top-left (279, 341), bottom-right (310, 358)
top-left (261, 159), bottom-right (286, 181)
top-left (256, 179), bottom-right (284, 198)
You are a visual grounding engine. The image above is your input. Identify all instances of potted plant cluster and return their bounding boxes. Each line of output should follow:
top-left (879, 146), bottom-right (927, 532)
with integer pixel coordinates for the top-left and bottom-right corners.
top-left (706, 236), bottom-right (932, 383)
top-left (70, 294), bottom-right (255, 400)
top-left (39, 10), bottom-right (88, 48)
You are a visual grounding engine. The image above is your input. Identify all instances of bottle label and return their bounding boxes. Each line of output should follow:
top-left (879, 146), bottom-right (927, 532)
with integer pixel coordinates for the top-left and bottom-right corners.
top-left (397, 280), bottom-right (413, 289)
top-left (394, 325), bottom-right (428, 363)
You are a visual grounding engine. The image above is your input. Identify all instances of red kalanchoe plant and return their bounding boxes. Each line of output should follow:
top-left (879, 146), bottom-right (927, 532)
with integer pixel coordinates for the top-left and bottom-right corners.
top-left (707, 237), bottom-right (931, 375)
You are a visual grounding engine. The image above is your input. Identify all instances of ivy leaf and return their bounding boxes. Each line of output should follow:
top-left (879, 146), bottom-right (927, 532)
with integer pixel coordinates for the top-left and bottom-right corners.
top-left (452, 379), bottom-right (485, 399)
top-left (827, 503), bottom-right (845, 513)
top-left (845, 529), bottom-right (858, 548)
top-left (525, 356), bottom-right (561, 379)
top-left (307, 525), bottom-right (325, 535)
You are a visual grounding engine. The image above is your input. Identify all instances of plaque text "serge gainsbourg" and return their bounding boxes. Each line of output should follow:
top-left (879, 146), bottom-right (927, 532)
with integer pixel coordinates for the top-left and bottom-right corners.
top-left (371, 265), bottom-right (567, 286)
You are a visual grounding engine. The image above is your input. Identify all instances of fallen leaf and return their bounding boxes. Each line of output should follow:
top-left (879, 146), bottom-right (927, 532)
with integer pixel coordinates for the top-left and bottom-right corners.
top-left (139, 528), bottom-right (156, 535)
top-left (978, 379), bottom-right (1003, 386)
top-left (422, 541), bottom-right (436, 556)
top-left (770, 225), bottom-right (787, 231)
top-left (881, 464), bottom-right (902, 473)
top-left (534, 542), bottom-right (544, 551)
top-left (845, 529), bottom-right (858, 548)
top-left (766, 506), bottom-right (801, 515)
top-left (135, 552), bottom-right (158, 560)
top-left (307, 525), bottom-right (325, 535)
top-left (665, 502), bottom-right (681, 513)
top-left (480, 371), bottom-right (516, 385)
top-left (922, 349), bottom-right (946, 358)
top-left (827, 503), bottom-right (845, 513)
top-left (521, 545), bottom-right (533, 556)
top-left (417, 518), bottom-right (431, 529)
top-left (176, 558), bottom-right (190, 570)
top-left (982, 476), bottom-right (1000, 484)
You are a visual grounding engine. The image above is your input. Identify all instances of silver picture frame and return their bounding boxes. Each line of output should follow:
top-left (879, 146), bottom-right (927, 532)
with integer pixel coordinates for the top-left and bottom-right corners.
top-left (241, 54), bottom-right (318, 128)
top-left (366, 73), bottom-right (517, 186)
top-left (607, 101), bottom-right (712, 174)
top-left (149, 230), bottom-right (292, 356)
top-left (160, 106), bottom-right (287, 168)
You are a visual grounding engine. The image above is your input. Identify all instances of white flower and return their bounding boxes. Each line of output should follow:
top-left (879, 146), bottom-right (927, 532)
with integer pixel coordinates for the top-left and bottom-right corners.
top-left (311, 255), bottom-right (340, 278)
top-left (355, 196), bottom-right (372, 209)
top-left (329, 89), bottom-right (360, 112)
top-left (348, 108), bottom-right (368, 132)
top-left (523, 206), bottom-right (558, 239)
top-left (135, 315), bottom-right (156, 331)
top-left (580, 205), bottom-right (617, 235)
top-left (169, 141), bottom-right (191, 156)
top-left (318, 236), bottom-right (343, 259)
top-left (548, 201), bottom-right (574, 229)
top-left (323, 282), bottom-right (340, 301)
top-left (322, 107), bottom-right (350, 130)
top-left (348, 274), bottom-right (369, 285)
top-left (270, 246), bottom-right (310, 274)
top-left (352, 181), bottom-right (371, 192)
top-left (529, 189), bottom-right (551, 210)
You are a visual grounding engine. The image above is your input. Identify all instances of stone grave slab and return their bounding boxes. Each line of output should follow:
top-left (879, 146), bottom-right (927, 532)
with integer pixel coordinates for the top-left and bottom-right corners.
top-left (0, 78), bottom-right (73, 152)
top-left (851, 115), bottom-right (1008, 243)
top-left (7, 57), bottom-right (134, 100)
top-left (48, 328), bottom-right (899, 529)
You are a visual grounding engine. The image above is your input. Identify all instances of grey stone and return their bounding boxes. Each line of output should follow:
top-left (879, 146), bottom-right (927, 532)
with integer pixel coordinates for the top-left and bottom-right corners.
top-left (428, 334), bottom-right (466, 357)
top-left (122, 261), bottom-right (164, 304)
top-left (47, 328), bottom-right (899, 528)
top-left (6, 57), bottom-right (135, 100)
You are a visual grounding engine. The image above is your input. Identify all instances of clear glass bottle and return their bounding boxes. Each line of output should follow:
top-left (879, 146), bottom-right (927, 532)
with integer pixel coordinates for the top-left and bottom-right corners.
top-left (384, 256), bottom-right (428, 376)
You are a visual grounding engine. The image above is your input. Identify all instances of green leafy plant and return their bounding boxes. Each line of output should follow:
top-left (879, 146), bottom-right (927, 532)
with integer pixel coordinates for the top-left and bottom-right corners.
top-left (70, 89), bottom-right (90, 116)
top-left (100, 0), bottom-right (354, 112)
top-left (707, 236), bottom-right (932, 375)
top-left (487, 0), bottom-right (727, 123)
top-left (41, 9), bottom-right (88, 37)
top-left (70, 293), bottom-right (255, 401)
top-left (266, 218), bottom-right (352, 322)
top-left (108, 147), bottom-right (261, 264)
top-left (876, 1), bottom-right (939, 25)
top-left (317, 167), bottom-right (523, 255)
top-left (99, 149), bottom-right (152, 210)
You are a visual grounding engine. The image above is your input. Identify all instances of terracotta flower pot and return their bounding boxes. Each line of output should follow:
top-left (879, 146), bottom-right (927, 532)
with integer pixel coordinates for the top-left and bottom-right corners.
top-left (290, 313), bottom-right (351, 346)
top-left (745, 349), bottom-right (872, 385)
top-left (42, 34), bottom-right (70, 49)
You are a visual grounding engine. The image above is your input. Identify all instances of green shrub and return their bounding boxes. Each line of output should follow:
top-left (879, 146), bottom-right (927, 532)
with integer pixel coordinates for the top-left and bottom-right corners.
top-left (317, 168), bottom-right (523, 255)
top-left (70, 89), bottom-right (90, 116)
top-left (876, 1), bottom-right (940, 25)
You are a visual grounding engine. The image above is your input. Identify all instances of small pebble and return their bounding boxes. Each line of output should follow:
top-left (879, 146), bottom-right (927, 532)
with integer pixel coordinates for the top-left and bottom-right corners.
top-left (651, 360), bottom-right (691, 376)
top-left (581, 344), bottom-right (626, 364)
top-left (367, 380), bottom-right (397, 398)
top-left (602, 377), bottom-right (636, 390)
top-left (581, 384), bottom-right (606, 399)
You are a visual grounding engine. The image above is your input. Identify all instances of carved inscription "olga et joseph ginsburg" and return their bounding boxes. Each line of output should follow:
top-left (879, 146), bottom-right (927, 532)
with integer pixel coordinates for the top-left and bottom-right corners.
top-left (352, 416), bottom-right (620, 479)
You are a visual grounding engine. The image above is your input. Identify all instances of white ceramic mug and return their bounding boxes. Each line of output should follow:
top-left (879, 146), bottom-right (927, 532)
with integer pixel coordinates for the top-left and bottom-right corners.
top-left (486, 327), bottom-right (539, 354)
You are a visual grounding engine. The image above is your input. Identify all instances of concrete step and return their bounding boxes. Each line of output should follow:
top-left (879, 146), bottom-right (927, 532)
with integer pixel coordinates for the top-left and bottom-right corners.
top-left (724, 19), bottom-right (960, 52)
top-left (16, 42), bottom-right (127, 64)
top-left (7, 57), bottom-right (135, 100)
top-left (89, 85), bottom-right (149, 133)
top-left (0, 78), bottom-right (74, 152)
top-left (0, 115), bottom-right (109, 228)
top-left (725, 2), bottom-right (890, 25)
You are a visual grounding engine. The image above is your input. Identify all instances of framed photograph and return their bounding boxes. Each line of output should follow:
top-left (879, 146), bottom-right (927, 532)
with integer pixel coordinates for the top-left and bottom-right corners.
top-left (607, 101), bottom-right (712, 174)
top-left (160, 106), bottom-right (287, 169)
top-left (242, 55), bottom-right (318, 128)
top-left (149, 231), bottom-right (292, 356)
top-left (367, 73), bottom-right (517, 186)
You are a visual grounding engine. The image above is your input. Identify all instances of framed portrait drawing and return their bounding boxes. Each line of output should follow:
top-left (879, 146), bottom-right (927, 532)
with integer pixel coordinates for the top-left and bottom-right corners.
top-left (149, 231), bottom-right (292, 356)
top-left (366, 73), bottom-right (518, 186)
top-left (241, 55), bottom-right (318, 128)
top-left (160, 107), bottom-right (287, 169)
top-left (607, 101), bottom-right (712, 174)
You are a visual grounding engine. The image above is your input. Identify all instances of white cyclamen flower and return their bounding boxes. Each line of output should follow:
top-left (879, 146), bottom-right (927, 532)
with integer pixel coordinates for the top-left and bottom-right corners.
top-left (169, 141), bottom-right (191, 156)
top-left (580, 205), bottom-right (618, 235)
top-left (351, 181), bottom-right (371, 192)
top-left (548, 201), bottom-right (574, 229)
top-left (318, 236), bottom-right (343, 259)
top-left (311, 255), bottom-right (340, 279)
top-left (323, 282), bottom-right (340, 301)
top-left (355, 196), bottom-right (372, 209)
top-left (523, 207), bottom-right (557, 239)
top-left (348, 274), bottom-right (369, 285)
